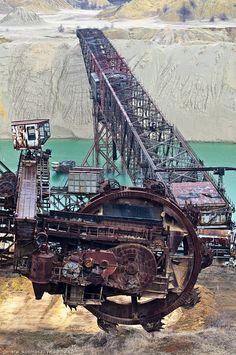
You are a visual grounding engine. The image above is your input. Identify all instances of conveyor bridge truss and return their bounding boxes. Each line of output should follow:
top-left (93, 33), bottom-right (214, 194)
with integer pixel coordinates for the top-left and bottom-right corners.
top-left (77, 28), bottom-right (234, 233)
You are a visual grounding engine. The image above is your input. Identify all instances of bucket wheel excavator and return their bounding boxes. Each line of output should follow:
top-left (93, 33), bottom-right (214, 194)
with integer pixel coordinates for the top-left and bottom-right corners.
top-left (0, 29), bottom-right (234, 333)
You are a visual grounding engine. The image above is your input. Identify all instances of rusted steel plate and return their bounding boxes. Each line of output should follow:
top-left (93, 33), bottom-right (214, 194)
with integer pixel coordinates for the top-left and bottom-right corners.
top-left (12, 119), bottom-right (49, 125)
top-left (198, 229), bottom-right (231, 237)
top-left (171, 181), bottom-right (225, 207)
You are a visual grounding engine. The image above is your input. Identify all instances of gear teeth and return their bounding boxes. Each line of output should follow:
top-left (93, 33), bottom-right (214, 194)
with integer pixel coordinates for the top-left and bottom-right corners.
top-left (69, 305), bottom-right (77, 311)
top-left (181, 289), bottom-right (201, 309)
top-left (141, 319), bottom-right (164, 332)
top-left (97, 318), bottom-right (118, 334)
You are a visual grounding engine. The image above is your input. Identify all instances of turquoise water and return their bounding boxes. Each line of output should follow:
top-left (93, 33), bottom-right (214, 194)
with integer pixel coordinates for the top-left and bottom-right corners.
top-left (0, 139), bottom-right (92, 187)
top-left (1, 139), bottom-right (236, 217)
top-left (191, 142), bottom-right (236, 211)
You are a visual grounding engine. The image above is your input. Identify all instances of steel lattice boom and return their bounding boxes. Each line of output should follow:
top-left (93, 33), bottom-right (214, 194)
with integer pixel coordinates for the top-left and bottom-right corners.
top-left (77, 28), bottom-right (234, 232)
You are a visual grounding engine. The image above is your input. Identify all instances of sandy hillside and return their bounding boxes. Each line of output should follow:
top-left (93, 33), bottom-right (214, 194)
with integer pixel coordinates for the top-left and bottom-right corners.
top-left (100, 0), bottom-right (236, 20)
top-left (110, 27), bottom-right (236, 141)
top-left (0, 7), bottom-right (45, 25)
top-left (86, 0), bottom-right (111, 8)
top-left (0, 0), bottom-right (71, 13)
top-left (2, 24), bottom-right (236, 141)
top-left (0, 276), bottom-right (99, 333)
top-left (0, 0), bottom-right (13, 13)
top-left (0, 38), bottom-right (93, 139)
top-left (1, 10), bottom-right (236, 141)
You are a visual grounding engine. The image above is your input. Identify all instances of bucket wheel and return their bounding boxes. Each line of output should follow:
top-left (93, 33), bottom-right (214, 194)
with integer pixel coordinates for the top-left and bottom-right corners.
top-left (81, 188), bottom-right (202, 331)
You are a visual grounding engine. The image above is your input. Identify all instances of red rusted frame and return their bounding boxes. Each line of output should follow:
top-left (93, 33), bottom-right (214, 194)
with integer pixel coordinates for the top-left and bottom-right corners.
top-left (77, 28), bottom-right (233, 230)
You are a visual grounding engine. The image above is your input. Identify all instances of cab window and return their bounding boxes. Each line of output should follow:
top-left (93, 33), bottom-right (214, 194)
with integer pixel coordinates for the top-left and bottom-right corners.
top-left (27, 126), bottom-right (36, 141)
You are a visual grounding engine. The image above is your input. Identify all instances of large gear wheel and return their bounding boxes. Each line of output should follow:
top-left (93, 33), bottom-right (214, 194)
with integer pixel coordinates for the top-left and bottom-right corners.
top-left (107, 244), bottom-right (157, 293)
top-left (80, 188), bottom-right (202, 329)
top-left (141, 319), bottom-right (164, 332)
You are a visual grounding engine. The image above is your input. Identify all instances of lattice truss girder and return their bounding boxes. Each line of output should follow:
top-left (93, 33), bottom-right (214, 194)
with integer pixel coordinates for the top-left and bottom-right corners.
top-left (77, 29), bottom-right (231, 217)
top-left (78, 29), bottom-right (208, 183)
top-left (50, 190), bottom-right (90, 211)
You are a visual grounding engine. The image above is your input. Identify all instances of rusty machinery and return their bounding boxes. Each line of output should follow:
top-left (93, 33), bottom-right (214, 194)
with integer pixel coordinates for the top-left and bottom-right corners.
top-left (0, 29), bottom-right (235, 332)
top-left (76, 28), bottom-right (235, 261)
top-left (0, 159), bottom-right (203, 331)
top-left (0, 127), bottom-right (204, 332)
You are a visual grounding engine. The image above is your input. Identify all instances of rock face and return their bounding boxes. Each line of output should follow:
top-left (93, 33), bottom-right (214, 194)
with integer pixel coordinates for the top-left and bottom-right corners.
top-left (0, 7), bottom-right (45, 25)
top-left (0, 40), bottom-right (93, 138)
top-left (101, 0), bottom-right (236, 20)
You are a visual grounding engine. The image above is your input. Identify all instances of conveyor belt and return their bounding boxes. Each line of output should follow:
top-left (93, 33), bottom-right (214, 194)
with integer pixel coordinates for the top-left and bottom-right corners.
top-left (16, 161), bottom-right (37, 220)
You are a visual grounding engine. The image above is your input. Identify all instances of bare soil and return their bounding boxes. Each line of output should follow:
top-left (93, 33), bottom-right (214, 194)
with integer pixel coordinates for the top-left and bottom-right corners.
top-left (0, 265), bottom-right (235, 354)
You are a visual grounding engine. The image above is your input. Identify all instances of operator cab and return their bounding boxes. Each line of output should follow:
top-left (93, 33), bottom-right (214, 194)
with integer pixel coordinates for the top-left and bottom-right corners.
top-left (11, 119), bottom-right (50, 150)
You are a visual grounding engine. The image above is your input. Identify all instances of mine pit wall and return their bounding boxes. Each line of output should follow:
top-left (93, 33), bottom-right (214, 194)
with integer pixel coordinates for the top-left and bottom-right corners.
top-left (0, 39), bottom-right (93, 139)
top-left (1, 35), bottom-right (236, 142)
top-left (112, 38), bottom-right (236, 143)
